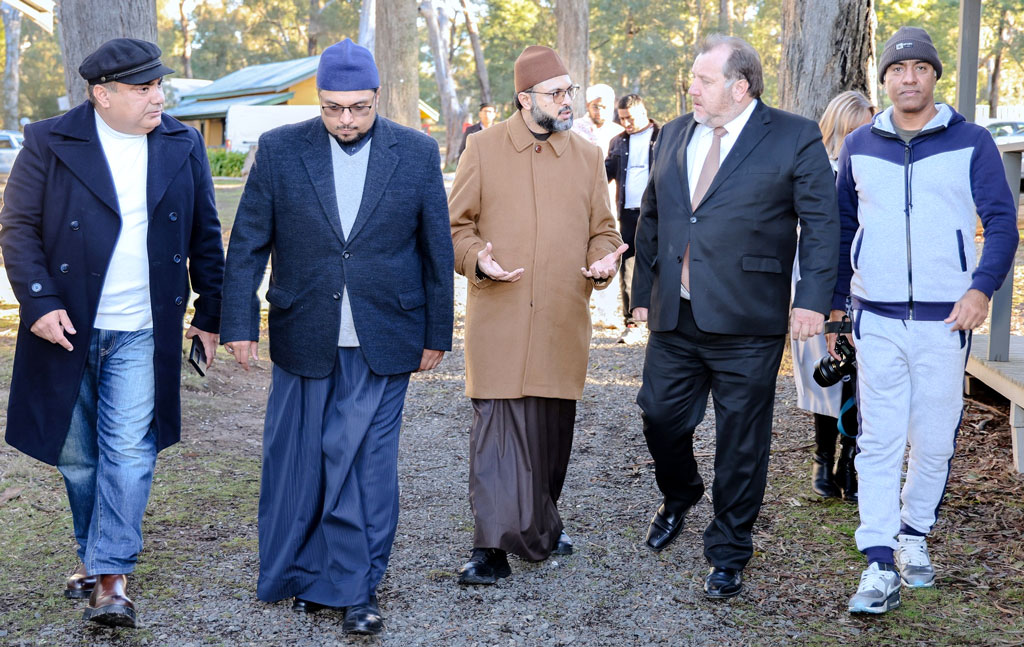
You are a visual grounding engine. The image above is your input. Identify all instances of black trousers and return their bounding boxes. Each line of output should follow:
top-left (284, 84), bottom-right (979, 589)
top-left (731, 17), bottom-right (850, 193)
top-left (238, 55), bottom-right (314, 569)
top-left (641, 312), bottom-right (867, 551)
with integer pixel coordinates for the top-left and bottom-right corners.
top-left (619, 208), bottom-right (640, 326)
top-left (637, 298), bottom-right (785, 570)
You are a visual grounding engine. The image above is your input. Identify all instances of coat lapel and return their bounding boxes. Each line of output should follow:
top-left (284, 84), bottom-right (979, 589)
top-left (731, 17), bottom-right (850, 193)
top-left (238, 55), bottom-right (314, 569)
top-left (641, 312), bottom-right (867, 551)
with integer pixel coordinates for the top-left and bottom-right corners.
top-left (345, 117), bottom-right (399, 244)
top-left (674, 118), bottom-right (698, 215)
top-left (301, 120), bottom-right (346, 245)
top-left (696, 101), bottom-right (770, 209)
top-left (48, 103), bottom-right (120, 215)
top-left (146, 119), bottom-right (192, 217)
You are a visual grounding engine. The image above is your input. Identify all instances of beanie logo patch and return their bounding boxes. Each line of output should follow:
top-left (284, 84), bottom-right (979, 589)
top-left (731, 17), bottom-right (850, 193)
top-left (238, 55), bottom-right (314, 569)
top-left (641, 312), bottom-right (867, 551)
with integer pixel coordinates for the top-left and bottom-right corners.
top-left (895, 42), bottom-right (914, 50)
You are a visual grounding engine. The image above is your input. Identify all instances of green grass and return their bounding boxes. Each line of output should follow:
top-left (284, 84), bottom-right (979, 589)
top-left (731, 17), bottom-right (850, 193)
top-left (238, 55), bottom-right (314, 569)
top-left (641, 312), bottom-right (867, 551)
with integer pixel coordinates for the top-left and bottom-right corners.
top-left (214, 179), bottom-right (245, 238)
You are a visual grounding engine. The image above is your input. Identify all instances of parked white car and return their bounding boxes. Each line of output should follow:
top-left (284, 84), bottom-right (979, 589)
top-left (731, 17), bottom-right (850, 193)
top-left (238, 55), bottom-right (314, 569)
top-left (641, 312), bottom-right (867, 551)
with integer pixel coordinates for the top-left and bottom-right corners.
top-left (0, 129), bottom-right (24, 176)
top-left (986, 121), bottom-right (1024, 191)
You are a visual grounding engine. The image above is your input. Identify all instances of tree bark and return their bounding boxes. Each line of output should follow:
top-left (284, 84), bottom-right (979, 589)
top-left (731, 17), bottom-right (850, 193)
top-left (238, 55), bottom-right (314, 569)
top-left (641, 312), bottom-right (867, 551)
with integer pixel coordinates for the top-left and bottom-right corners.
top-left (375, 0), bottom-right (418, 128)
top-left (419, 0), bottom-right (465, 168)
top-left (779, 0), bottom-right (876, 120)
top-left (358, 0), bottom-right (376, 54)
top-left (179, 0), bottom-right (193, 78)
top-left (988, 7), bottom-right (1009, 119)
top-left (554, 0), bottom-right (588, 118)
top-left (459, 0), bottom-right (490, 104)
top-left (718, 0), bottom-right (732, 35)
top-left (2, 3), bottom-right (22, 130)
top-left (57, 0), bottom-right (158, 106)
top-left (308, 0), bottom-right (320, 56)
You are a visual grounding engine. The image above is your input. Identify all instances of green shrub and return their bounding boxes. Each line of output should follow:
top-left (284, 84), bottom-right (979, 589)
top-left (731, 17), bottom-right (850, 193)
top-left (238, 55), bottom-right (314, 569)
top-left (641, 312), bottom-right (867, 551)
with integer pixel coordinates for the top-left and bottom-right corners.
top-left (207, 148), bottom-right (246, 177)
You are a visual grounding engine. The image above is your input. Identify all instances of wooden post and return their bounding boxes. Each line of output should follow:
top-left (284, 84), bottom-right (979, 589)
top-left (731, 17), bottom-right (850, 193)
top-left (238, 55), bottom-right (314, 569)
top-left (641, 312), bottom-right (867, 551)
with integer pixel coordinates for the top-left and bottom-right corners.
top-left (956, 0), bottom-right (981, 122)
top-left (1009, 403), bottom-right (1024, 473)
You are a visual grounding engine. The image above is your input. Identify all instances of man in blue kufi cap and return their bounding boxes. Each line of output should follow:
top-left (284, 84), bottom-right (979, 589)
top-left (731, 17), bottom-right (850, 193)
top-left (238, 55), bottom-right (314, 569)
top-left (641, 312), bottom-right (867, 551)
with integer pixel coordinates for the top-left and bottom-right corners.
top-left (221, 38), bottom-right (454, 635)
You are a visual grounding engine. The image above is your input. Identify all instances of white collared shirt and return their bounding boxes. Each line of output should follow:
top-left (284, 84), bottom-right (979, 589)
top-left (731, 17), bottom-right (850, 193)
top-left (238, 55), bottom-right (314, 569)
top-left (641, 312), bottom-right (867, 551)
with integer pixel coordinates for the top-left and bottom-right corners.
top-left (685, 98), bottom-right (759, 203)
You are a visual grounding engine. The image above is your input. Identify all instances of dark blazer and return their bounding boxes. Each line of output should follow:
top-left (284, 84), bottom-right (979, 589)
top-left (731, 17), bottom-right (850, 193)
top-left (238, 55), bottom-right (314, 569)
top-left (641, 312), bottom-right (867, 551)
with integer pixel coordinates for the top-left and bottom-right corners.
top-left (220, 116), bottom-right (454, 378)
top-left (604, 121), bottom-right (660, 215)
top-left (631, 101), bottom-right (838, 335)
top-left (0, 102), bottom-right (224, 465)
top-left (458, 121), bottom-right (484, 157)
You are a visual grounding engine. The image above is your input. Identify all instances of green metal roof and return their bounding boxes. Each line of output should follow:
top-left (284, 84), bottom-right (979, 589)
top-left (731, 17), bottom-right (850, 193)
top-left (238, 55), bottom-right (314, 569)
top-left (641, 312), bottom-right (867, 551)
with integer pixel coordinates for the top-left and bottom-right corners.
top-left (180, 56), bottom-right (319, 101)
top-left (167, 92), bottom-right (295, 120)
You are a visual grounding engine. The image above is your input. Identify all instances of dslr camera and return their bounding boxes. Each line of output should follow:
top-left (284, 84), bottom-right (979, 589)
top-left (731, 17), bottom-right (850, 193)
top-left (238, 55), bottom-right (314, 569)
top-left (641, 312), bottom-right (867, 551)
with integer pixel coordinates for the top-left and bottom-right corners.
top-left (813, 318), bottom-right (856, 388)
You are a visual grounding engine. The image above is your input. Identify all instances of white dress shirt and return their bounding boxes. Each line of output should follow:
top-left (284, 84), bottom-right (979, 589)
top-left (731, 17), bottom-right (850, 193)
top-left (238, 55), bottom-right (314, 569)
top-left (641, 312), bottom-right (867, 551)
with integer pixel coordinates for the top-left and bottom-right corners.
top-left (685, 99), bottom-right (759, 203)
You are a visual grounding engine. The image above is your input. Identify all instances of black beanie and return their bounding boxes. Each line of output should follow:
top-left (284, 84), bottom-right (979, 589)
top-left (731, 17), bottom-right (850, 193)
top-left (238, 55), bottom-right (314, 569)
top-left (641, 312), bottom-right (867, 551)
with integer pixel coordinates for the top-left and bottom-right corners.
top-left (878, 27), bottom-right (942, 84)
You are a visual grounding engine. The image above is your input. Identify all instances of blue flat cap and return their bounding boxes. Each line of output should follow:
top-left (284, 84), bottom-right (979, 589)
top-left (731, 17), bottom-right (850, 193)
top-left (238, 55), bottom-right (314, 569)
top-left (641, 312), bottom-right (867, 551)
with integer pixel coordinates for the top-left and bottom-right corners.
top-left (317, 39), bottom-right (380, 92)
top-left (79, 38), bottom-right (174, 85)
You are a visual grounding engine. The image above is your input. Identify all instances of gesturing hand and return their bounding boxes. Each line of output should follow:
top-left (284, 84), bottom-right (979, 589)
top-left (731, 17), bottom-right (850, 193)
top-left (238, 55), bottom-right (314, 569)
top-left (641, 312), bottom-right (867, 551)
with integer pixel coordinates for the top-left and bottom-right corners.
top-left (477, 242), bottom-right (525, 282)
top-left (30, 309), bottom-right (76, 351)
top-left (225, 340), bottom-right (260, 371)
top-left (581, 244), bottom-right (629, 280)
top-left (944, 288), bottom-right (989, 331)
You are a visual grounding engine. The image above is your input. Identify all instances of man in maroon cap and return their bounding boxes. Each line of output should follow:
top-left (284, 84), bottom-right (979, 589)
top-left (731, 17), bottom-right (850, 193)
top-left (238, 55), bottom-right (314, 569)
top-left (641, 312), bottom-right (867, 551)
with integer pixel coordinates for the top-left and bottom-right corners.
top-left (449, 45), bottom-right (626, 584)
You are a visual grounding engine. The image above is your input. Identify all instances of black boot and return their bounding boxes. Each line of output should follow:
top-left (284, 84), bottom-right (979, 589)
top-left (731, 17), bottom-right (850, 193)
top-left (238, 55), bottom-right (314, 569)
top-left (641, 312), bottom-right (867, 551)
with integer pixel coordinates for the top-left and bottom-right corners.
top-left (836, 437), bottom-right (858, 503)
top-left (812, 414), bottom-right (841, 498)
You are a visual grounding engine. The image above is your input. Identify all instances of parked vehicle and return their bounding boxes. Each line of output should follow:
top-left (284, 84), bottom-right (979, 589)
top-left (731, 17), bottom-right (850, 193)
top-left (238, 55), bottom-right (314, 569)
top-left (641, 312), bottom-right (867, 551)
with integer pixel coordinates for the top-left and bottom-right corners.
top-left (987, 122), bottom-right (1024, 191)
top-left (0, 129), bottom-right (24, 176)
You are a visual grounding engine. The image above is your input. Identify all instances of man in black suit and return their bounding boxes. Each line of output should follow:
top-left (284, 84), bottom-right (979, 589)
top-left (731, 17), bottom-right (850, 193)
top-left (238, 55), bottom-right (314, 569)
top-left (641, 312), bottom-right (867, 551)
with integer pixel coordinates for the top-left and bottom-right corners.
top-left (457, 102), bottom-right (497, 157)
top-left (630, 35), bottom-right (838, 599)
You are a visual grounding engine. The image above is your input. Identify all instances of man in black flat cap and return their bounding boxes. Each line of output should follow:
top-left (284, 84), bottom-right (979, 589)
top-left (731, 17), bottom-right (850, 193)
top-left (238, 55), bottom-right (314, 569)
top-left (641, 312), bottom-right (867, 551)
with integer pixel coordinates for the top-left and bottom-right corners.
top-left (0, 38), bottom-right (224, 628)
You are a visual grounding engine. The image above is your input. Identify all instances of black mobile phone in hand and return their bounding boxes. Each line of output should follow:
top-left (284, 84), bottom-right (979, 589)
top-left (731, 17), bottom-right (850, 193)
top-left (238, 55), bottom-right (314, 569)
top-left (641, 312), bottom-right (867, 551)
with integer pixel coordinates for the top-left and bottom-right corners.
top-left (188, 337), bottom-right (207, 377)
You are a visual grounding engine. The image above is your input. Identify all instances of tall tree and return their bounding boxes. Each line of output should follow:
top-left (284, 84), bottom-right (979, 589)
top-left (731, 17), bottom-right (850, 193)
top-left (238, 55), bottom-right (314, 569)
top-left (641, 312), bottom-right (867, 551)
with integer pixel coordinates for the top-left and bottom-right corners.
top-left (779, 0), bottom-right (875, 120)
top-left (719, 0), bottom-right (733, 34)
top-left (57, 0), bottom-right (158, 105)
top-left (178, 0), bottom-right (193, 78)
top-left (358, 0), bottom-right (376, 53)
top-left (420, 0), bottom-right (465, 167)
top-left (2, 2), bottom-right (23, 129)
top-left (554, 0), bottom-right (588, 116)
top-left (375, 0), bottom-right (418, 127)
top-left (460, 0), bottom-right (491, 104)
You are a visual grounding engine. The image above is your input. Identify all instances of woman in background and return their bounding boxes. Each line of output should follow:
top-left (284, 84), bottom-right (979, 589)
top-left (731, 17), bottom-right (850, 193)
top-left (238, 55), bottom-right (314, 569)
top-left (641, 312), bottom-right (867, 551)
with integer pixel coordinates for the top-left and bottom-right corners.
top-left (794, 90), bottom-right (875, 501)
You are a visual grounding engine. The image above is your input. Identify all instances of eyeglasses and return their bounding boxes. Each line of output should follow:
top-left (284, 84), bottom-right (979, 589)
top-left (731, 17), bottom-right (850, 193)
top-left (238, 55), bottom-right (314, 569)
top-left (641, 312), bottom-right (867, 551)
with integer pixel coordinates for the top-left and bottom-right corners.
top-left (526, 85), bottom-right (580, 103)
top-left (320, 103), bottom-right (374, 117)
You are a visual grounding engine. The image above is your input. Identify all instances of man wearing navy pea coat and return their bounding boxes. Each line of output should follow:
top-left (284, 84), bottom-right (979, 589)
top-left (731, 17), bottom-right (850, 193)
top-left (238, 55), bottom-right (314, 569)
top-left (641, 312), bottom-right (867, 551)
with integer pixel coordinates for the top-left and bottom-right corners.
top-left (0, 39), bottom-right (223, 627)
top-left (220, 39), bottom-right (454, 636)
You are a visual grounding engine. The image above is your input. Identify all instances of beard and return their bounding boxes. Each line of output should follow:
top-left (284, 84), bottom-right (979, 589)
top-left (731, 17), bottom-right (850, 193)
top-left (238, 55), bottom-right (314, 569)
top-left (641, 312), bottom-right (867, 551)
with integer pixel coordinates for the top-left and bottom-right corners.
top-left (531, 102), bottom-right (574, 132)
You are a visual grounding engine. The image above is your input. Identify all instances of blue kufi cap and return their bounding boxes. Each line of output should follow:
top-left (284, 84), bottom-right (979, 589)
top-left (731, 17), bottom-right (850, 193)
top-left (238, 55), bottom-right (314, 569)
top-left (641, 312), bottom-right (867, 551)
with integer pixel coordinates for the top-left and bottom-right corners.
top-left (317, 38), bottom-right (380, 91)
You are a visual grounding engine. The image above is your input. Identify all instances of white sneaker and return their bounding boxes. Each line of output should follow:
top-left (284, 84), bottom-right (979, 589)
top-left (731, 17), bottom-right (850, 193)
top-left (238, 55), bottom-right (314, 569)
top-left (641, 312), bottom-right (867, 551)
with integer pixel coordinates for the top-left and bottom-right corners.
top-left (616, 325), bottom-right (644, 345)
top-left (848, 562), bottom-right (901, 614)
top-left (895, 534), bottom-right (936, 588)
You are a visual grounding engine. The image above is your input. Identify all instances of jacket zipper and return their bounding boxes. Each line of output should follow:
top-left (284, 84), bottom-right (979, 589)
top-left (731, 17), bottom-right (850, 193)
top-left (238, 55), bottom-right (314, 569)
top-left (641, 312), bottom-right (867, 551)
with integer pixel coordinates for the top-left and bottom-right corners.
top-left (903, 144), bottom-right (914, 319)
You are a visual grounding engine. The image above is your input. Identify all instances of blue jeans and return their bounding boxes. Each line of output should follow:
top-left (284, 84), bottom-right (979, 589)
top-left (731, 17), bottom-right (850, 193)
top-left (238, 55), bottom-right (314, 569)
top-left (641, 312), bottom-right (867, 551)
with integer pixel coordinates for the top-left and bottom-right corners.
top-left (57, 328), bottom-right (157, 575)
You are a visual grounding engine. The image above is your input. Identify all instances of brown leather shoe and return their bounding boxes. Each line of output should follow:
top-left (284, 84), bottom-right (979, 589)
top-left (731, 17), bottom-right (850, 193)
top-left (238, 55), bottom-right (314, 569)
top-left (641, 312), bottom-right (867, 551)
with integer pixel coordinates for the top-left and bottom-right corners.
top-left (65, 564), bottom-right (97, 600)
top-left (83, 574), bottom-right (136, 628)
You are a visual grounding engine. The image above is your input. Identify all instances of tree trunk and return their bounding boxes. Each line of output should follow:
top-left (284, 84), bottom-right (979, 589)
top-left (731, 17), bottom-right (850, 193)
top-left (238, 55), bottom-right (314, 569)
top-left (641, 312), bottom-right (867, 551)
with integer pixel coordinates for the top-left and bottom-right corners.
top-left (308, 0), bottom-right (320, 56)
top-left (419, 0), bottom-right (465, 168)
top-left (459, 0), bottom-right (490, 104)
top-left (57, 0), bottom-right (158, 106)
top-left (358, 0), bottom-right (376, 54)
top-left (554, 0), bottom-right (588, 119)
top-left (2, 3), bottom-right (22, 130)
top-left (375, 0), bottom-right (418, 128)
top-left (988, 8), bottom-right (1009, 119)
top-left (179, 0), bottom-right (193, 78)
top-left (718, 0), bottom-right (732, 35)
top-left (779, 0), bottom-right (876, 120)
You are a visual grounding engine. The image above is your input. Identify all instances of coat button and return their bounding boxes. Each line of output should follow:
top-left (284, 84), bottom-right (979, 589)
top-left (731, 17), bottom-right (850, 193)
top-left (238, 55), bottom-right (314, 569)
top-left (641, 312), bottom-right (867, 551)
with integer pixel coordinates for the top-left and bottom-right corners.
top-left (342, 251), bottom-right (351, 259)
top-left (534, 145), bottom-right (542, 153)
top-left (677, 256), bottom-right (683, 262)
top-left (173, 254), bottom-right (182, 263)
top-left (59, 263), bottom-right (69, 273)
top-left (690, 216), bottom-right (697, 223)
top-left (333, 292), bottom-right (341, 300)
top-left (168, 212), bottom-right (178, 222)
top-left (69, 220), bottom-right (80, 230)
top-left (30, 282), bottom-right (41, 292)
top-left (175, 296), bottom-right (184, 306)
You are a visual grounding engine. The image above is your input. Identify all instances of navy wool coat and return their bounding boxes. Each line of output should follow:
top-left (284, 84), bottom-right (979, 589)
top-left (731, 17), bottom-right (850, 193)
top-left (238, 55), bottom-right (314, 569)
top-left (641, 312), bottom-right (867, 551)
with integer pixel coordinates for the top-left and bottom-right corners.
top-left (220, 116), bottom-right (454, 378)
top-left (0, 102), bottom-right (225, 465)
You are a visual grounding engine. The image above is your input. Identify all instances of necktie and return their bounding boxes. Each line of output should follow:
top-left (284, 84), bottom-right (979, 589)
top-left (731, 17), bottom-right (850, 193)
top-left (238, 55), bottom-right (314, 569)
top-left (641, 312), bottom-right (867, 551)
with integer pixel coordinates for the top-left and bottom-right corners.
top-left (682, 126), bottom-right (728, 292)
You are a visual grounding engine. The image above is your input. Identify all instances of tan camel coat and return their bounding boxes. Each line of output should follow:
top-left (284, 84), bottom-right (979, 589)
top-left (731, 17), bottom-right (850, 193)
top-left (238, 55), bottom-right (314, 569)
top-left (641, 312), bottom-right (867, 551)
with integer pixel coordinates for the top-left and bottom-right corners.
top-left (450, 111), bottom-right (622, 400)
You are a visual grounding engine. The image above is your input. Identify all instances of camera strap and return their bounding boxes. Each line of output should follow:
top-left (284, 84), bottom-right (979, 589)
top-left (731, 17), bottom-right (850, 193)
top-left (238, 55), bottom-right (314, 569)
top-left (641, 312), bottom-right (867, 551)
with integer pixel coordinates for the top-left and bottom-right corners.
top-left (822, 319), bottom-right (853, 335)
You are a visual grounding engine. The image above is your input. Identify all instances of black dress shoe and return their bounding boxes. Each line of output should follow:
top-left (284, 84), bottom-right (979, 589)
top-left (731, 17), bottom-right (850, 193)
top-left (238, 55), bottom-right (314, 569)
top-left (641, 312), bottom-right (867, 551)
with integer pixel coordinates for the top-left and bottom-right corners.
top-left (645, 502), bottom-right (689, 552)
top-left (551, 531), bottom-right (574, 556)
top-left (457, 548), bottom-right (511, 585)
top-left (704, 567), bottom-right (743, 599)
top-left (291, 598), bottom-right (326, 613)
top-left (342, 596), bottom-right (383, 635)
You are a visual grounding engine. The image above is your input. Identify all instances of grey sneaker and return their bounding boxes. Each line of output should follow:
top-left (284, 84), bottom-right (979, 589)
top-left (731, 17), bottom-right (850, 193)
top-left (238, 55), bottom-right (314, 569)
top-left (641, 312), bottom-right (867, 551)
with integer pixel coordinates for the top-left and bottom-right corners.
top-left (616, 325), bottom-right (644, 345)
top-left (895, 534), bottom-right (936, 588)
top-left (849, 562), bottom-right (901, 614)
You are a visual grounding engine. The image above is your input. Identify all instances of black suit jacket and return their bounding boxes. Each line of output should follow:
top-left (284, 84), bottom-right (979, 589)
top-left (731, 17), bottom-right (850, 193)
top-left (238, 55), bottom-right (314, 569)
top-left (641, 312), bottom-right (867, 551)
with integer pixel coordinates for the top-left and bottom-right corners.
top-left (631, 100), bottom-right (838, 336)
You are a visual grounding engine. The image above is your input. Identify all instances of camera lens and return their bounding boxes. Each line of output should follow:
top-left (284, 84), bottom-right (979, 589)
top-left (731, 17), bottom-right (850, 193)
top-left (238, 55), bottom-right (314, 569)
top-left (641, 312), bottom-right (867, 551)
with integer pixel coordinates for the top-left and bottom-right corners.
top-left (813, 356), bottom-right (843, 388)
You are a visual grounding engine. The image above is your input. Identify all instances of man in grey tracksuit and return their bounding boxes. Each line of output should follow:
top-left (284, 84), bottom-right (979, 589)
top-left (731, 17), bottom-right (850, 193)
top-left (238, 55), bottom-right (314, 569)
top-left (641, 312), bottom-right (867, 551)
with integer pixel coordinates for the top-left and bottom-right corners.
top-left (833, 27), bottom-right (1019, 615)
